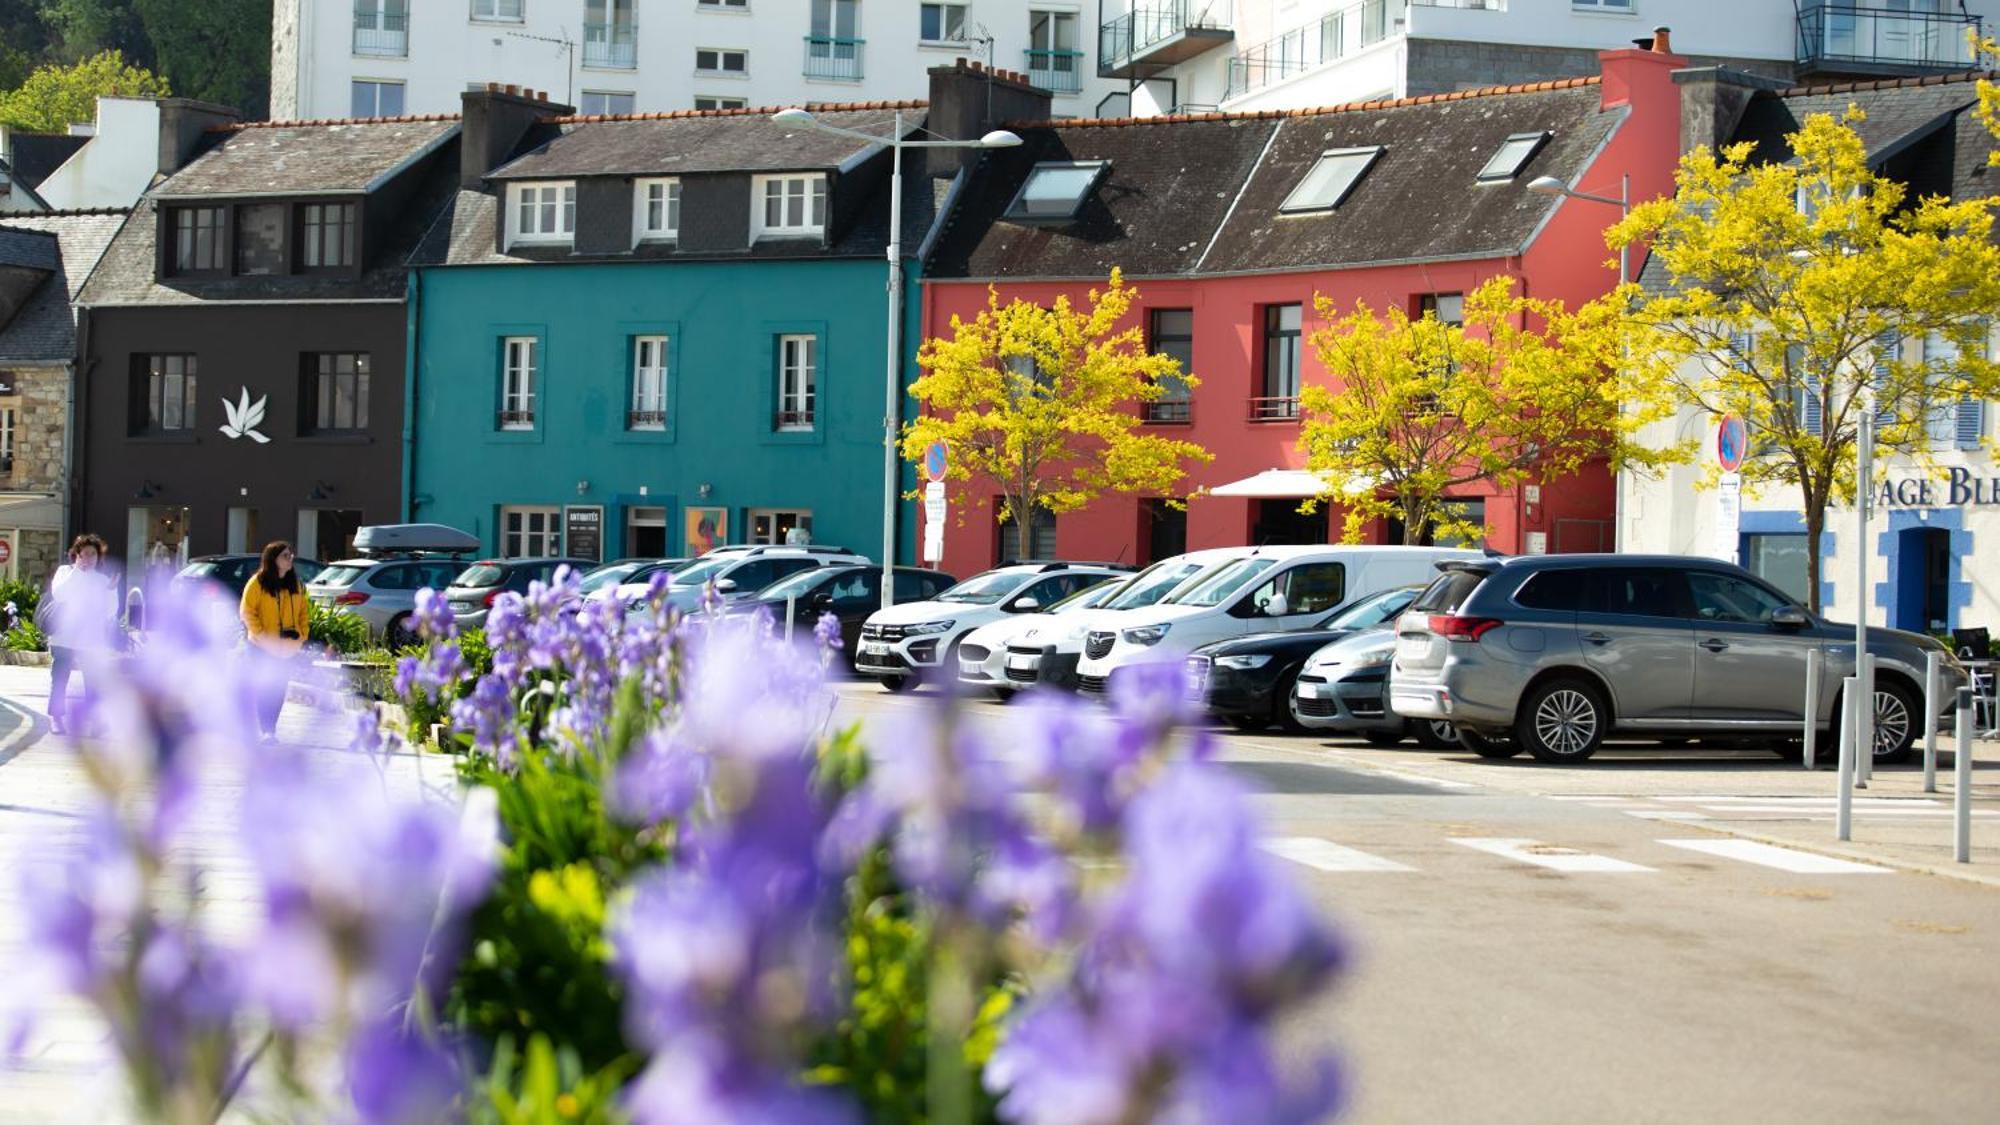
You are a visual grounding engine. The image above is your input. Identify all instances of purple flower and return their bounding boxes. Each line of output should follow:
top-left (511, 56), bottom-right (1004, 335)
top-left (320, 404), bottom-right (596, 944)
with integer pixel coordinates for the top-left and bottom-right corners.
top-left (611, 726), bottom-right (712, 827)
top-left (345, 1018), bottom-right (465, 1125)
top-left (410, 587), bottom-right (457, 642)
top-left (812, 612), bottom-right (843, 660)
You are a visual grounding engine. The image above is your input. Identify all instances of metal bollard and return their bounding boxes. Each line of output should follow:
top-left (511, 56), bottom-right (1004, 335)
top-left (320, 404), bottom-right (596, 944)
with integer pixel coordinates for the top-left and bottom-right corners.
top-left (1924, 649), bottom-right (1941, 793)
top-left (785, 593), bottom-right (797, 645)
top-left (1803, 648), bottom-right (1822, 770)
top-left (1857, 653), bottom-right (1875, 788)
top-left (1836, 675), bottom-right (1856, 842)
top-left (1957, 685), bottom-right (1973, 864)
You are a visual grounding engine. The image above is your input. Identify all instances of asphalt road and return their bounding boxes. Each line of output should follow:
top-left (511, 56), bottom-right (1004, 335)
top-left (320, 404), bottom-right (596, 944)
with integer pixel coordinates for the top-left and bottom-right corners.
top-left (833, 680), bottom-right (2000, 1124)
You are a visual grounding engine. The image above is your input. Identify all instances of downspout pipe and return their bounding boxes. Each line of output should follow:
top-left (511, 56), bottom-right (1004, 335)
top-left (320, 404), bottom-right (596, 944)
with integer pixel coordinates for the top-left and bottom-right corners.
top-left (402, 269), bottom-right (421, 521)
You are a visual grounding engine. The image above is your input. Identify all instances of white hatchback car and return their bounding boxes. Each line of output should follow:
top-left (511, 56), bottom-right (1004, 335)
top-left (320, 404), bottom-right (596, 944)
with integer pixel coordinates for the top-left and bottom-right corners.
top-left (620, 545), bottom-right (868, 613)
top-left (854, 562), bottom-right (1131, 691)
top-left (956, 574), bottom-right (1128, 698)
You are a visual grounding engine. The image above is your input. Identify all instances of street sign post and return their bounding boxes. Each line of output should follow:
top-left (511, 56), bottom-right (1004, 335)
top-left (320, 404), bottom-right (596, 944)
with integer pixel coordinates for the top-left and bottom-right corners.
top-left (922, 481), bottom-right (946, 564)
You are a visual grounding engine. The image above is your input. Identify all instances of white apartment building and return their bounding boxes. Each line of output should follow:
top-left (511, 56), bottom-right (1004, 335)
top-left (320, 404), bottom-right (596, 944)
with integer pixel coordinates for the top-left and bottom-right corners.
top-left (271, 0), bottom-right (1121, 120)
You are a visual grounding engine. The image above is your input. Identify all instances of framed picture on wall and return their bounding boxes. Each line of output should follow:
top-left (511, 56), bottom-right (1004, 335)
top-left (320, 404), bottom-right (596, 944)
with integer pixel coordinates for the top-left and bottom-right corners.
top-left (685, 506), bottom-right (727, 555)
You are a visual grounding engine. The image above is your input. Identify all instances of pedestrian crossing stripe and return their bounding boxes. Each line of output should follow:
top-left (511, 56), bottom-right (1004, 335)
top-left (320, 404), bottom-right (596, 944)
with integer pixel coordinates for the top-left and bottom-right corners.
top-left (1449, 837), bottom-right (1656, 873)
top-left (1258, 835), bottom-right (1901, 876)
top-left (1656, 838), bottom-right (1892, 874)
top-left (1261, 837), bottom-right (1416, 872)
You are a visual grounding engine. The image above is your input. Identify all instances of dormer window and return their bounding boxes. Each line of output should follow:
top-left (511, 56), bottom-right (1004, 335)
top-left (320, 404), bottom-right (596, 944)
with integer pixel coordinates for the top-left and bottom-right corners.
top-left (1280, 146), bottom-right (1382, 214)
top-left (300, 202), bottom-right (357, 269)
top-left (636, 178), bottom-right (681, 241)
top-left (169, 206), bottom-right (225, 274)
top-left (1003, 161), bottom-right (1107, 223)
top-left (753, 173), bottom-right (827, 239)
top-left (508, 181), bottom-right (578, 247)
top-left (1477, 132), bottom-right (1550, 183)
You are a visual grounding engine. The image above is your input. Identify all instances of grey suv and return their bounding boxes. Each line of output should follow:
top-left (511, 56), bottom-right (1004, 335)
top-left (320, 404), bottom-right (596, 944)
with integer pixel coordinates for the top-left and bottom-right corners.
top-left (1390, 555), bottom-right (1966, 764)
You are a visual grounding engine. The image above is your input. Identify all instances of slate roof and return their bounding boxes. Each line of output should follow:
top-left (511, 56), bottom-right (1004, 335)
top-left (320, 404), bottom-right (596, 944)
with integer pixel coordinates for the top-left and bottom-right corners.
top-left (4, 133), bottom-right (89, 187)
top-left (0, 209), bottom-right (127, 363)
top-left (152, 117), bottom-right (461, 198)
top-left (926, 78), bottom-right (1617, 279)
top-left (488, 103), bottom-right (923, 180)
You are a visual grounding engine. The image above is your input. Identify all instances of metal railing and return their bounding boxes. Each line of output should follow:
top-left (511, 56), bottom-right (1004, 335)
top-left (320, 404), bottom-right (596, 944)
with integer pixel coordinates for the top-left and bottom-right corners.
top-left (1247, 396), bottom-right (1301, 422)
top-left (1410, 0), bottom-right (1504, 9)
top-left (803, 36), bottom-right (865, 81)
top-left (1025, 48), bottom-right (1084, 92)
top-left (583, 20), bottom-right (638, 69)
top-left (497, 409), bottom-right (536, 429)
top-left (1225, 0), bottom-right (1403, 101)
top-left (1797, 4), bottom-right (1980, 72)
top-left (627, 409), bottom-right (666, 430)
top-left (352, 10), bottom-right (409, 57)
top-left (469, 0), bottom-right (524, 19)
top-left (1142, 400), bottom-right (1193, 423)
top-left (1100, 1), bottom-right (1234, 69)
top-left (775, 409), bottom-right (816, 430)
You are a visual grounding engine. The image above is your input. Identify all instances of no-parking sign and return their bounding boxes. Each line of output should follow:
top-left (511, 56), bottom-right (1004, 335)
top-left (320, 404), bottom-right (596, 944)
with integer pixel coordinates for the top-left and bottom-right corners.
top-left (1716, 415), bottom-right (1748, 473)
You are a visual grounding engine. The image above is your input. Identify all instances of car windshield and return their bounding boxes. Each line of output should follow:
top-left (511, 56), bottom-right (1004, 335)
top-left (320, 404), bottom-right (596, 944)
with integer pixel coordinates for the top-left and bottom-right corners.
top-left (757, 568), bottom-right (835, 601)
top-left (177, 560), bottom-right (228, 579)
top-left (1102, 561), bottom-right (1201, 610)
top-left (1052, 578), bottom-right (1123, 612)
top-left (314, 564), bottom-right (371, 588)
top-left (935, 570), bottom-right (1035, 604)
top-left (1176, 558), bottom-right (1278, 608)
top-left (668, 559), bottom-right (731, 587)
top-left (579, 562), bottom-right (646, 594)
top-left (1318, 587), bottom-right (1419, 630)
top-left (455, 564), bottom-right (507, 589)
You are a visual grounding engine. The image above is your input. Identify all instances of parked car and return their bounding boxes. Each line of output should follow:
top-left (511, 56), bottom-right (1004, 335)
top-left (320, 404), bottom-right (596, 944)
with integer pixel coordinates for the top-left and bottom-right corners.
top-left (306, 524), bottom-right (479, 645)
top-left (628, 545), bottom-right (870, 614)
top-left (1000, 548), bottom-right (1255, 692)
top-left (1183, 584), bottom-right (1425, 733)
top-left (957, 575), bottom-right (1128, 698)
top-left (1075, 545), bottom-right (1482, 696)
top-left (176, 554), bottom-right (325, 600)
top-left (855, 561), bottom-right (1133, 692)
top-left (731, 564), bottom-right (957, 661)
top-left (443, 557), bottom-right (596, 629)
top-left (584, 557), bottom-right (689, 603)
top-left (1389, 554), bottom-right (1968, 764)
top-left (1289, 627), bottom-right (1459, 748)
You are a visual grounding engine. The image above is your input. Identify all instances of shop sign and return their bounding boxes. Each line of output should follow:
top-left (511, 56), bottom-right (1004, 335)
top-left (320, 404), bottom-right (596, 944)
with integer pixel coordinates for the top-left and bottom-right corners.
top-left (564, 505), bottom-right (603, 562)
top-left (1877, 467), bottom-right (2000, 509)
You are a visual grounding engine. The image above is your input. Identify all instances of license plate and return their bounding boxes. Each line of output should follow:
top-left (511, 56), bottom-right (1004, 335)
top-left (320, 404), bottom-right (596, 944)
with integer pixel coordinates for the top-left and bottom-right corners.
top-left (1396, 634), bottom-right (1431, 658)
top-left (860, 641), bottom-right (891, 656)
top-left (452, 601), bottom-right (479, 612)
top-left (1296, 681), bottom-right (1332, 700)
top-left (1006, 654), bottom-right (1039, 672)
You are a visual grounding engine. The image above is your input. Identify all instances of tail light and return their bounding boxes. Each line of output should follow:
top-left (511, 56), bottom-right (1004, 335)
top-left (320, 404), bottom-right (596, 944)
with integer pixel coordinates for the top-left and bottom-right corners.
top-left (1429, 614), bottom-right (1502, 642)
top-left (334, 591), bottom-right (370, 606)
top-left (484, 590), bottom-right (502, 608)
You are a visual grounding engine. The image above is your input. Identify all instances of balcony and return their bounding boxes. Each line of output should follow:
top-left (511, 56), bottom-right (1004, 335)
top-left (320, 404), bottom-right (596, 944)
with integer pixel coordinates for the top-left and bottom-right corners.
top-left (583, 21), bottom-right (638, 69)
top-left (352, 11), bottom-right (409, 57)
top-left (1226, 0), bottom-right (1403, 102)
top-left (1100, 1), bottom-right (1235, 79)
top-left (627, 409), bottom-right (667, 430)
top-left (1796, 4), bottom-right (1981, 78)
top-left (775, 409), bottom-right (816, 431)
top-left (1025, 48), bottom-right (1084, 93)
top-left (1247, 396), bottom-right (1301, 422)
top-left (803, 36), bottom-right (864, 81)
top-left (498, 409), bottom-right (536, 430)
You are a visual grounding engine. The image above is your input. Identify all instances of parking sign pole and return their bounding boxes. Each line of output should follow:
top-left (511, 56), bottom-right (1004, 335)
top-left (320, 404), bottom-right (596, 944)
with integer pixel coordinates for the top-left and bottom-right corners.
top-left (1857, 653), bottom-right (1875, 788)
top-left (1836, 676), bottom-right (1856, 842)
top-left (1854, 396), bottom-right (1875, 788)
top-left (1956, 686), bottom-right (1973, 863)
top-left (1803, 648), bottom-right (1821, 770)
top-left (1923, 650), bottom-right (1942, 793)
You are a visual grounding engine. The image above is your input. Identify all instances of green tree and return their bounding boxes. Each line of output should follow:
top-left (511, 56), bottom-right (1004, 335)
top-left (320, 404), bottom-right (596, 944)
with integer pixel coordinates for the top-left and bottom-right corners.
top-left (1608, 110), bottom-right (2000, 611)
top-left (1299, 277), bottom-right (1676, 545)
top-left (40, 0), bottom-right (152, 65)
top-left (0, 48), bottom-right (168, 132)
top-left (900, 270), bottom-right (1213, 555)
top-left (136, 0), bottom-right (269, 117)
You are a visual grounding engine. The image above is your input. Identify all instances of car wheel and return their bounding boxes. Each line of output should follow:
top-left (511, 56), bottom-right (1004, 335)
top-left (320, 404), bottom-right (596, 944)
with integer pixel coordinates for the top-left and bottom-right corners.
top-left (1515, 679), bottom-right (1607, 764)
top-left (1226, 713), bottom-right (1271, 733)
top-left (1459, 727), bottom-right (1523, 759)
top-left (385, 613), bottom-right (417, 650)
top-left (993, 687), bottom-right (1017, 703)
top-left (1273, 671), bottom-right (1308, 733)
top-left (1869, 680), bottom-right (1918, 763)
top-left (879, 675), bottom-right (912, 693)
top-left (1362, 730), bottom-right (1405, 747)
top-left (1413, 718), bottom-right (1458, 750)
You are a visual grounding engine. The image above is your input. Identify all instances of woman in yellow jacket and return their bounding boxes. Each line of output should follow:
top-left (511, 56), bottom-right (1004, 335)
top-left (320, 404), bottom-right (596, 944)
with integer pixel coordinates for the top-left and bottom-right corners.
top-left (240, 540), bottom-right (310, 741)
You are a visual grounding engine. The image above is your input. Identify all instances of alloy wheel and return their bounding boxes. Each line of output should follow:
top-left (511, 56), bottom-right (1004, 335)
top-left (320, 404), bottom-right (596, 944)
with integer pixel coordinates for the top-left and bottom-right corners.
top-left (1872, 689), bottom-right (1910, 758)
top-left (1534, 689), bottom-right (1598, 757)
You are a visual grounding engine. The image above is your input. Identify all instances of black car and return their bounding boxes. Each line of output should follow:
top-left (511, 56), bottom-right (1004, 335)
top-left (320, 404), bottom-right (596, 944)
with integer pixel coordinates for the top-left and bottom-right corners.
top-left (1185, 585), bottom-right (1424, 732)
top-left (444, 557), bottom-right (597, 628)
top-left (738, 564), bottom-right (957, 661)
top-left (176, 554), bottom-right (326, 599)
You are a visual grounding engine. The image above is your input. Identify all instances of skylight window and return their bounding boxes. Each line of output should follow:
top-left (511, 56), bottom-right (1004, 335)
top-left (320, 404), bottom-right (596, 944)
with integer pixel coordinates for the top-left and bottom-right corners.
top-left (1004, 161), bottom-right (1108, 223)
top-left (1477, 131), bottom-right (1551, 183)
top-left (1279, 147), bottom-right (1382, 214)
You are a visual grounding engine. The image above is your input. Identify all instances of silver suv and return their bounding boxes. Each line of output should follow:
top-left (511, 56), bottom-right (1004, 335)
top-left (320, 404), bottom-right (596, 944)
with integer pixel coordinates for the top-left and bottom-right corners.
top-left (1390, 555), bottom-right (1966, 764)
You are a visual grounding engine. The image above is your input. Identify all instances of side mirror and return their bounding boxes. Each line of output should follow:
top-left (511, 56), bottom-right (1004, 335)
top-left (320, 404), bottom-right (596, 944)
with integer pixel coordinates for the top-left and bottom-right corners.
top-left (713, 578), bottom-right (738, 593)
top-left (811, 591), bottom-right (834, 609)
top-left (1770, 606), bottom-right (1809, 629)
top-left (1260, 594), bottom-right (1289, 618)
top-left (1011, 597), bottom-right (1040, 613)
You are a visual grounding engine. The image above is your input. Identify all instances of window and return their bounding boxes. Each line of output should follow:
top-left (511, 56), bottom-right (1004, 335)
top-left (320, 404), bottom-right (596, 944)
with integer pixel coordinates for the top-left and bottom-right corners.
top-left (1003, 161), bottom-right (1107, 223)
top-left (920, 1), bottom-right (967, 41)
top-left (1687, 570), bottom-right (1795, 625)
top-left (509, 182), bottom-right (577, 244)
top-left (753, 174), bottom-right (828, 238)
top-left (695, 94), bottom-right (748, 110)
top-left (1744, 534), bottom-right (1811, 606)
top-left (749, 510), bottom-right (814, 545)
top-left (1418, 293), bottom-right (1464, 325)
top-left (584, 0), bottom-right (637, 67)
top-left (300, 202), bottom-right (357, 269)
top-left (1572, 0), bottom-right (1634, 8)
top-left (232, 204), bottom-right (285, 275)
top-left (698, 0), bottom-right (748, 7)
top-left (630, 335), bottom-right (668, 428)
top-left (1029, 10), bottom-right (1077, 55)
top-left (135, 355), bottom-right (198, 434)
top-left (578, 90), bottom-right (635, 115)
top-left (1513, 569), bottom-right (1591, 612)
top-left (353, 0), bottom-right (409, 56)
top-left (997, 507), bottom-right (1056, 562)
top-left (1584, 568), bottom-right (1688, 619)
top-left (1477, 132), bottom-right (1550, 182)
top-left (502, 506), bottom-right (563, 558)
top-left (1258, 303), bottom-right (1302, 418)
top-left (1144, 308), bottom-right (1193, 423)
top-left (1245, 562), bottom-right (1346, 618)
top-left (696, 47), bottom-right (748, 73)
top-left (1280, 146), bottom-right (1383, 214)
top-left (0, 407), bottom-right (14, 472)
top-left (501, 337), bottom-right (537, 428)
top-left (350, 79), bottom-right (405, 117)
top-left (470, 0), bottom-right (525, 19)
top-left (305, 353), bottom-right (371, 432)
top-left (635, 178), bottom-right (680, 239)
top-left (776, 334), bottom-right (817, 430)
top-left (170, 207), bottom-right (224, 274)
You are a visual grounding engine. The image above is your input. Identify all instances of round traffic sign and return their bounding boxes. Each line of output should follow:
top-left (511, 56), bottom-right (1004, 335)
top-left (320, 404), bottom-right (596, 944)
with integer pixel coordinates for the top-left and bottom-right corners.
top-left (1716, 414), bottom-right (1747, 473)
top-left (0, 539), bottom-right (12, 566)
top-left (923, 440), bottom-right (948, 483)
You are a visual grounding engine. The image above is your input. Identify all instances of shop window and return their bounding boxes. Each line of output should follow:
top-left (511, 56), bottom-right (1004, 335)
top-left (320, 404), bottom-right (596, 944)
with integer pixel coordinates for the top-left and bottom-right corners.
top-left (626, 506), bottom-right (668, 556)
top-left (1743, 533), bottom-right (1810, 606)
top-left (502, 505), bottom-right (563, 558)
top-left (750, 508), bottom-right (813, 545)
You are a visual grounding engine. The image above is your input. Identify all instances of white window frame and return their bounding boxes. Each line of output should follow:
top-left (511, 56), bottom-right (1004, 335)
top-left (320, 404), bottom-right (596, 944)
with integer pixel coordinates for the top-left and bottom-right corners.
top-left (919, 1), bottom-right (969, 43)
top-left (749, 509), bottom-right (813, 545)
top-left (506, 181), bottom-right (577, 246)
top-left (752, 173), bottom-right (828, 239)
top-left (697, 0), bottom-right (748, 7)
top-left (1572, 0), bottom-right (1634, 9)
top-left (578, 90), bottom-right (636, 116)
top-left (694, 94), bottom-right (749, 110)
top-left (0, 407), bottom-right (14, 470)
top-left (501, 336), bottom-right (538, 429)
top-left (470, 0), bottom-right (526, 21)
top-left (631, 335), bottom-right (669, 428)
top-left (350, 78), bottom-right (405, 117)
top-left (1280, 146), bottom-right (1383, 214)
top-left (634, 177), bottom-right (681, 241)
top-left (776, 333), bottom-right (817, 431)
top-left (695, 47), bottom-right (749, 74)
top-left (502, 506), bottom-right (563, 558)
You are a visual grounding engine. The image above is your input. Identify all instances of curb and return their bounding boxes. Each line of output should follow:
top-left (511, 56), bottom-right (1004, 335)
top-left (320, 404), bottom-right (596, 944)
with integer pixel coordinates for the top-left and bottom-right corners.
top-left (0, 692), bottom-right (44, 768)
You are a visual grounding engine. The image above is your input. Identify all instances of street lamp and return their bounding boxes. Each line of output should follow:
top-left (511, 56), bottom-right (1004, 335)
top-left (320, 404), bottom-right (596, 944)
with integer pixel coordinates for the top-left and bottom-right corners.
top-left (769, 107), bottom-right (1021, 608)
top-left (1527, 173), bottom-right (1631, 284)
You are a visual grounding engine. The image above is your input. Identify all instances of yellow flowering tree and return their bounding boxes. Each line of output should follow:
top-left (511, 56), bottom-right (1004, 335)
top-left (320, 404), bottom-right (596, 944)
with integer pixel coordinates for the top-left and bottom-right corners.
top-left (1299, 276), bottom-right (1676, 546)
top-left (1607, 110), bottom-right (2000, 610)
top-left (0, 50), bottom-right (168, 133)
top-left (901, 270), bottom-right (1212, 555)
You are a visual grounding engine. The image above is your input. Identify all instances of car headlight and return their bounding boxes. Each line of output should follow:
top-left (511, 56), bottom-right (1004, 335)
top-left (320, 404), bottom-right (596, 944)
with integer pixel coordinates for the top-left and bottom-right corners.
top-left (906, 620), bottom-right (955, 635)
top-left (1349, 649), bottom-right (1393, 669)
top-left (1214, 654), bottom-right (1271, 670)
top-left (1122, 623), bottom-right (1171, 647)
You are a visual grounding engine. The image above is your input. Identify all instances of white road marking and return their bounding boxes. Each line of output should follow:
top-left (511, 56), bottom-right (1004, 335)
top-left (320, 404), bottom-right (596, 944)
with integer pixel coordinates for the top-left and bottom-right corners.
top-left (1449, 837), bottom-right (1655, 873)
top-left (1657, 838), bottom-right (1893, 875)
top-left (1262, 837), bottom-right (1416, 873)
top-left (1655, 796), bottom-right (1936, 806)
top-left (1621, 810), bottom-right (1712, 821)
top-left (1359, 768), bottom-right (1480, 792)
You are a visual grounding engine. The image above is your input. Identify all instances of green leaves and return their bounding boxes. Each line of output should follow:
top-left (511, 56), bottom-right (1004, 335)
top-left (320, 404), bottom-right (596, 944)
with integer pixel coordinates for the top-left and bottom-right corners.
top-left (0, 47), bottom-right (166, 131)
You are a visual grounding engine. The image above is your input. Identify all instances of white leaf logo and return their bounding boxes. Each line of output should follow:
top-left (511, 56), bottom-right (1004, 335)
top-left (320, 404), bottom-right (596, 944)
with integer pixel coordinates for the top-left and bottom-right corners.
top-left (219, 387), bottom-right (270, 444)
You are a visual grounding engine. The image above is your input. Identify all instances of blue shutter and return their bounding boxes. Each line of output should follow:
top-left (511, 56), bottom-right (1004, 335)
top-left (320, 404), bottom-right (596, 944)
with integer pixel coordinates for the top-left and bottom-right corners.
top-left (1873, 330), bottom-right (1899, 427)
top-left (1960, 395), bottom-right (1988, 449)
top-left (1803, 382), bottom-right (1823, 435)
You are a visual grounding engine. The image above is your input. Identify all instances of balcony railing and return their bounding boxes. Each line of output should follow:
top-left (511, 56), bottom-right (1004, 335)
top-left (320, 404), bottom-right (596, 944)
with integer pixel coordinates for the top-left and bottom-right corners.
top-left (627, 409), bottom-right (667, 430)
top-left (804, 36), bottom-right (865, 81)
top-left (1142, 400), bottom-right (1192, 424)
top-left (1226, 0), bottom-right (1404, 101)
top-left (1796, 4), bottom-right (1980, 75)
top-left (775, 409), bottom-right (816, 431)
top-left (583, 21), bottom-right (638, 69)
top-left (498, 409), bottom-right (536, 430)
top-left (352, 10), bottom-right (409, 57)
top-left (1100, 1), bottom-right (1235, 77)
top-left (1247, 396), bottom-right (1301, 422)
top-left (1025, 48), bottom-right (1084, 93)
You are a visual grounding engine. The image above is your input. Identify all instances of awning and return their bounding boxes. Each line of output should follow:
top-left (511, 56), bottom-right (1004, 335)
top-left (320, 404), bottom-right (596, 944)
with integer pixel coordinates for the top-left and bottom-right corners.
top-left (1207, 469), bottom-right (1381, 499)
top-left (0, 493), bottom-right (64, 530)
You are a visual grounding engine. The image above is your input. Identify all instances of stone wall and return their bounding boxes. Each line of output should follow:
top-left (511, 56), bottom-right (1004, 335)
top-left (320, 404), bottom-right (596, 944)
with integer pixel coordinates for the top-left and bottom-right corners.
top-left (15, 528), bottom-right (59, 585)
top-left (270, 0), bottom-right (302, 121)
top-left (1407, 39), bottom-right (1793, 98)
top-left (0, 363), bottom-right (68, 586)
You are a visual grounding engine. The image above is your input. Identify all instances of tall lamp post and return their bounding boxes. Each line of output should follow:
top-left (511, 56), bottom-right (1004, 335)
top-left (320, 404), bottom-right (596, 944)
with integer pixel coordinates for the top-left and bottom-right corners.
top-left (770, 107), bottom-right (1021, 609)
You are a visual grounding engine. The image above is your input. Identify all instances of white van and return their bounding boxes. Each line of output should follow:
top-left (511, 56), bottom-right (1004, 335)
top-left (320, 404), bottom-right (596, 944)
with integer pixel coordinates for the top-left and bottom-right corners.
top-left (1073, 545), bottom-right (1483, 695)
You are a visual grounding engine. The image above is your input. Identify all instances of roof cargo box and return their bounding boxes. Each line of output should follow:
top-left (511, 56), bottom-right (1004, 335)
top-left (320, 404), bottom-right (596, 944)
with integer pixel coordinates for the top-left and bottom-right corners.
top-left (352, 523), bottom-right (481, 557)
